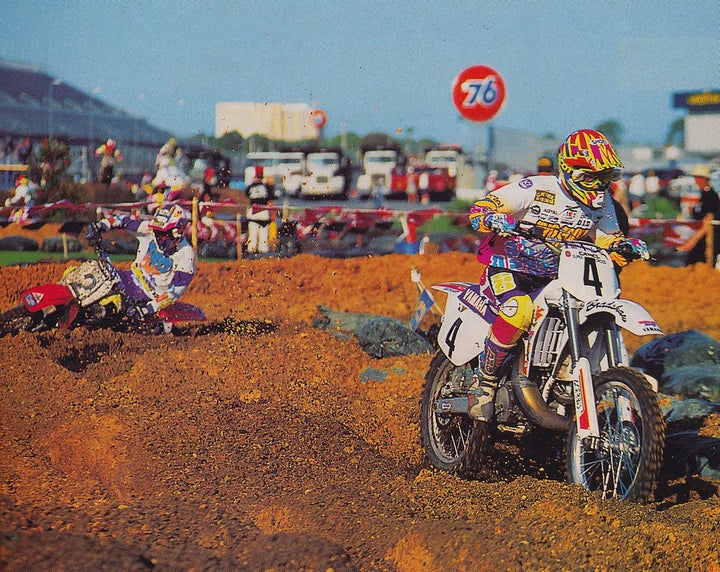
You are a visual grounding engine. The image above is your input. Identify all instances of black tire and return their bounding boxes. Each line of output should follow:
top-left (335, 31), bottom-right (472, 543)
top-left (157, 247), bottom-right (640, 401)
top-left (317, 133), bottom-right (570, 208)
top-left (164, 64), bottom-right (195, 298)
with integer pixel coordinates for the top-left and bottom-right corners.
top-left (0, 304), bottom-right (40, 336)
top-left (420, 351), bottom-right (488, 478)
top-left (565, 366), bottom-right (665, 502)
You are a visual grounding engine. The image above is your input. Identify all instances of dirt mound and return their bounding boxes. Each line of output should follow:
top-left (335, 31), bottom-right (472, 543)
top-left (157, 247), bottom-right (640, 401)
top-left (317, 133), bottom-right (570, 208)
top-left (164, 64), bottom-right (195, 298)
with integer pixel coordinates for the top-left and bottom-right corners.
top-left (2, 254), bottom-right (720, 571)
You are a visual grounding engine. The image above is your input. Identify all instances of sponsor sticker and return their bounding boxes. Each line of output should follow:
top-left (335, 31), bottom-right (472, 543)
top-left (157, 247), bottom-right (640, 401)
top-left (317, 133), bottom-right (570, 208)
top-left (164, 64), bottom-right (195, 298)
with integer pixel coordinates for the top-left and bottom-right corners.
top-left (519, 178), bottom-right (534, 189)
top-left (534, 190), bottom-right (555, 205)
top-left (459, 284), bottom-right (493, 318)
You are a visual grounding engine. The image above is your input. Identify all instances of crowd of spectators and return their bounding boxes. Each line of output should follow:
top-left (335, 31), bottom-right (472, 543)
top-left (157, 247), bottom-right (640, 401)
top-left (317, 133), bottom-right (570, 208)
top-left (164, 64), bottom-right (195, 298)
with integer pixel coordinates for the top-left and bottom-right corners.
top-left (0, 135), bottom-right (34, 165)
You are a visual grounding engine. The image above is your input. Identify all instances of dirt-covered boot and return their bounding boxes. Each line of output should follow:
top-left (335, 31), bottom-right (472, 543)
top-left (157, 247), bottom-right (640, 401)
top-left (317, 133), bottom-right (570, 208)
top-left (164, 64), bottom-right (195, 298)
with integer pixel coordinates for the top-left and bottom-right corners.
top-left (467, 337), bottom-right (512, 422)
top-left (468, 376), bottom-right (497, 422)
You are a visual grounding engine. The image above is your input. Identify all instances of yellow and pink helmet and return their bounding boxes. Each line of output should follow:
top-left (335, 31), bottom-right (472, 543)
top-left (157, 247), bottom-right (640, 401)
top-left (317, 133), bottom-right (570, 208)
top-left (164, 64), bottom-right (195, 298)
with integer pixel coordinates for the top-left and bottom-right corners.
top-left (557, 129), bottom-right (623, 208)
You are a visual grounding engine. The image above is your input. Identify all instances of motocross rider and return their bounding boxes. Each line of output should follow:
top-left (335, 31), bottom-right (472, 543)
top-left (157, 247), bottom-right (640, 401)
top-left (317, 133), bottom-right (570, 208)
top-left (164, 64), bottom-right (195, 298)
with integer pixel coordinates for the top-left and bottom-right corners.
top-left (94, 139), bottom-right (123, 184)
top-left (466, 128), bottom-right (649, 422)
top-left (86, 204), bottom-right (195, 320)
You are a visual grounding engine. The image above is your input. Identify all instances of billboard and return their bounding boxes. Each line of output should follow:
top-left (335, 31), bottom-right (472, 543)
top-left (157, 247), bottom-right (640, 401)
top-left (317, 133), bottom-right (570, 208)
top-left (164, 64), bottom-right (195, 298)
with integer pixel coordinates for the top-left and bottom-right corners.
top-left (673, 90), bottom-right (720, 113)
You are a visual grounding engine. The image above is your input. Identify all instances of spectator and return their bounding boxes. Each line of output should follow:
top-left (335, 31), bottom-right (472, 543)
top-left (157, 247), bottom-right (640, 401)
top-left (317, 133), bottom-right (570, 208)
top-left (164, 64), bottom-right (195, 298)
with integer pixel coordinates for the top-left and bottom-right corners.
top-left (610, 176), bottom-right (631, 219)
top-left (678, 164), bottom-right (720, 266)
top-left (628, 172), bottom-right (646, 213)
top-left (217, 159), bottom-right (232, 188)
top-left (418, 170), bottom-right (430, 204)
top-left (644, 169), bottom-right (661, 214)
top-left (484, 170), bottom-right (500, 193)
top-left (536, 156), bottom-right (554, 175)
top-left (245, 165), bottom-right (273, 254)
top-left (370, 176), bottom-right (388, 209)
top-left (16, 137), bottom-right (32, 164)
top-left (201, 165), bottom-right (218, 202)
top-left (0, 135), bottom-right (15, 163)
top-left (406, 165), bottom-right (418, 203)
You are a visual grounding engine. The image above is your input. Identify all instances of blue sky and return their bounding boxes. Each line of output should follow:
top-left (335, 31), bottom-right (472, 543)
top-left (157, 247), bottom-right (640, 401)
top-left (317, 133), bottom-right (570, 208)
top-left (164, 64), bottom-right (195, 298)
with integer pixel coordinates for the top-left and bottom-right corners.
top-left (2, 1), bottom-right (717, 148)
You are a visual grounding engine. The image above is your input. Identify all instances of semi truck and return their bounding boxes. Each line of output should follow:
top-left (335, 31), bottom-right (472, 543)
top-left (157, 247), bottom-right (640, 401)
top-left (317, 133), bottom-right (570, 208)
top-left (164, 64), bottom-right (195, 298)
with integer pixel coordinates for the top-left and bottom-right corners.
top-left (244, 151), bottom-right (306, 196)
top-left (299, 148), bottom-right (351, 199)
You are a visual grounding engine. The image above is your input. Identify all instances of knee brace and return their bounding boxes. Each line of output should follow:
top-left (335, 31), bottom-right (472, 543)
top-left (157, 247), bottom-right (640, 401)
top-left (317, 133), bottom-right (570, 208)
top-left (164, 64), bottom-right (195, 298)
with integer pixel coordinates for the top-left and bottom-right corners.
top-left (490, 294), bottom-right (534, 346)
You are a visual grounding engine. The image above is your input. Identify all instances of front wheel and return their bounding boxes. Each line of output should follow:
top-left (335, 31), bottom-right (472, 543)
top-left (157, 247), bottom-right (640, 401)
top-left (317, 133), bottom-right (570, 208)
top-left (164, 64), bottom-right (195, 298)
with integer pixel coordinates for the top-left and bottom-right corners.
top-left (566, 366), bottom-right (665, 502)
top-left (0, 304), bottom-right (41, 336)
top-left (420, 351), bottom-right (488, 478)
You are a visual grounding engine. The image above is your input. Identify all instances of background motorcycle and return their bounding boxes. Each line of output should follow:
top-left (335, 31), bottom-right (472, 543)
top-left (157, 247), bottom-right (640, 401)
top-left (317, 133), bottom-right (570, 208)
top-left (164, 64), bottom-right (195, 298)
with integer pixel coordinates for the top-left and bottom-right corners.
top-left (420, 224), bottom-right (665, 502)
top-left (0, 242), bottom-right (205, 335)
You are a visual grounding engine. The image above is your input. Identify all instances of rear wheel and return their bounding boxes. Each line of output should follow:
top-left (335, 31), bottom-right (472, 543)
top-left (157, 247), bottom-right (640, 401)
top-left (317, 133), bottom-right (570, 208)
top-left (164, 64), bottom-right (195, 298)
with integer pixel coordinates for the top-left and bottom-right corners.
top-left (420, 351), bottom-right (488, 478)
top-left (0, 304), bottom-right (40, 335)
top-left (566, 366), bottom-right (665, 502)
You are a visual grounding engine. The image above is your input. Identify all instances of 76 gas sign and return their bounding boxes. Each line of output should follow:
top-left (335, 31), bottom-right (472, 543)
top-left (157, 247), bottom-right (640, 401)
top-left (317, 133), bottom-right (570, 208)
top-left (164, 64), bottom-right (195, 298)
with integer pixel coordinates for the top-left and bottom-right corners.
top-left (452, 65), bottom-right (506, 122)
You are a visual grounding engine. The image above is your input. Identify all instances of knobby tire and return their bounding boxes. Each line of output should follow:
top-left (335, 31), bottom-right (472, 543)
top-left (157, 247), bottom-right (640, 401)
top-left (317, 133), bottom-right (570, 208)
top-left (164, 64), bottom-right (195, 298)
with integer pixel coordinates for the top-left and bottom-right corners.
top-left (565, 366), bottom-right (665, 502)
top-left (420, 351), bottom-right (489, 479)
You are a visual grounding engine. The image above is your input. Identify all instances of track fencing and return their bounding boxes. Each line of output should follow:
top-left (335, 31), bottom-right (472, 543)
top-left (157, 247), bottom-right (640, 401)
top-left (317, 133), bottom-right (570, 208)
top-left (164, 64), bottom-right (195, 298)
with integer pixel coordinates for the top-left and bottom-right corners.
top-left (0, 197), bottom-right (717, 268)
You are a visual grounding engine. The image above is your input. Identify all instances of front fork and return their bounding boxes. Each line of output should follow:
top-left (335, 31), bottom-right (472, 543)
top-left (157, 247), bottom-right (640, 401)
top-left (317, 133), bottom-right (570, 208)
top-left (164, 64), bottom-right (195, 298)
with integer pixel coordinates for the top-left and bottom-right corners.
top-left (563, 293), bottom-right (601, 440)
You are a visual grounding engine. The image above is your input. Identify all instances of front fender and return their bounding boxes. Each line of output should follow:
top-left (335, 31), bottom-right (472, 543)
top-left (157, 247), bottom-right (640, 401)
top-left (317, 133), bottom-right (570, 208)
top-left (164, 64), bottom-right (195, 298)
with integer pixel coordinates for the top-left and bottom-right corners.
top-left (22, 283), bottom-right (74, 312)
top-left (581, 298), bottom-right (663, 336)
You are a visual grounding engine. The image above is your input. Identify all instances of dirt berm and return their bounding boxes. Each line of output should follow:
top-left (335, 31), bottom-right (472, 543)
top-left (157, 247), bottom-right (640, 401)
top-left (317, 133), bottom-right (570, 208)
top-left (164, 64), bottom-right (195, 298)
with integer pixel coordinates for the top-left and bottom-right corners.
top-left (2, 252), bottom-right (720, 571)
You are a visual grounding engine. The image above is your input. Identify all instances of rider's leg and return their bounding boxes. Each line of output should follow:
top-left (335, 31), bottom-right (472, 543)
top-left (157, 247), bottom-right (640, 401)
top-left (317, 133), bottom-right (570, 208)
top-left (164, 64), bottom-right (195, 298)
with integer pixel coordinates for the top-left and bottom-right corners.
top-left (469, 293), bottom-right (534, 421)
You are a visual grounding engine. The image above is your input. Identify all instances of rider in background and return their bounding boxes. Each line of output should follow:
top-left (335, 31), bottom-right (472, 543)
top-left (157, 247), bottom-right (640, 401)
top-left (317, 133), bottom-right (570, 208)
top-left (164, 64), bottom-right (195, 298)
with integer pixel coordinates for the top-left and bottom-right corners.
top-left (466, 128), bottom-right (649, 422)
top-left (5, 174), bottom-right (36, 207)
top-left (155, 137), bottom-right (183, 168)
top-left (94, 139), bottom-right (123, 184)
top-left (86, 204), bottom-right (195, 320)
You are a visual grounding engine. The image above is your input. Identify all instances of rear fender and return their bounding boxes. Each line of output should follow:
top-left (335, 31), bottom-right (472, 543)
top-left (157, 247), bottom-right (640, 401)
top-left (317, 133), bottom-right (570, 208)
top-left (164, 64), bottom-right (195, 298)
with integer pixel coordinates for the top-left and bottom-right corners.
top-left (21, 283), bottom-right (74, 313)
top-left (432, 282), bottom-right (491, 366)
top-left (158, 302), bottom-right (206, 323)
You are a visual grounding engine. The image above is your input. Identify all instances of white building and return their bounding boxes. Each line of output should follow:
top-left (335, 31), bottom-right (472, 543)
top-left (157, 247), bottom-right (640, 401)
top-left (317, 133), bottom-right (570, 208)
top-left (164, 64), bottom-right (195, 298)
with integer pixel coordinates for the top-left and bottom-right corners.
top-left (215, 102), bottom-right (320, 141)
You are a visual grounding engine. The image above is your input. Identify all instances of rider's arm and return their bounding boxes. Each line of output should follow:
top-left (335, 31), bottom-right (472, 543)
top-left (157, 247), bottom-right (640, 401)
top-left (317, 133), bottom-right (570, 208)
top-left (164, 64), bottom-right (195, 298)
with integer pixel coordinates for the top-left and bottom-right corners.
top-left (595, 229), bottom-right (649, 267)
top-left (592, 200), bottom-right (638, 267)
top-left (468, 182), bottom-right (532, 233)
top-left (96, 214), bottom-right (147, 233)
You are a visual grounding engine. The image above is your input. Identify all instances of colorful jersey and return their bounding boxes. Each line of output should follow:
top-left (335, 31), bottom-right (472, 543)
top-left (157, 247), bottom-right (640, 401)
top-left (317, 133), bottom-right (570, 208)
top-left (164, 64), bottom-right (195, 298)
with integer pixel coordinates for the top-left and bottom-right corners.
top-left (94, 144), bottom-right (123, 161)
top-left (105, 216), bottom-right (195, 312)
top-left (472, 175), bottom-right (623, 277)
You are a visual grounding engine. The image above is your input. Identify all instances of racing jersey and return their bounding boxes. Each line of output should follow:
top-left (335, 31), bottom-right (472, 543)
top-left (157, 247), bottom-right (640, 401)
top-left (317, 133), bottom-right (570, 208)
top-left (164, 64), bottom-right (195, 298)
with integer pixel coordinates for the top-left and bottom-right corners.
top-left (103, 216), bottom-right (195, 312)
top-left (472, 175), bottom-right (623, 278)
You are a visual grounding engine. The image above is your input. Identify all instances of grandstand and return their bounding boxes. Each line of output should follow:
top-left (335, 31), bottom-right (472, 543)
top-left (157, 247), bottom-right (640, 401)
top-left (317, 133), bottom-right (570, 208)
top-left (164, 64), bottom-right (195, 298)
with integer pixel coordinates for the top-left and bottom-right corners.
top-left (0, 60), bottom-right (174, 185)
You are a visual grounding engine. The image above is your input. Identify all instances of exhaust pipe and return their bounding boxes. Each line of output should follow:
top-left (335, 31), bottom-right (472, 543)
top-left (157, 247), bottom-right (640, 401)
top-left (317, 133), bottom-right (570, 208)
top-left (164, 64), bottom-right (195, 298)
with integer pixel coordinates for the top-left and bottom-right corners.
top-left (511, 376), bottom-right (571, 431)
top-left (435, 377), bottom-right (572, 431)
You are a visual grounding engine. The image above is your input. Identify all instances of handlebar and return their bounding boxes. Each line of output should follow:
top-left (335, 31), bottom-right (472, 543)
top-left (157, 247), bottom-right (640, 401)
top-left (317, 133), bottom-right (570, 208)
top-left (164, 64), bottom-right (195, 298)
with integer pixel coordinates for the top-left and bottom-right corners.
top-left (510, 221), bottom-right (645, 261)
top-left (89, 229), bottom-right (149, 322)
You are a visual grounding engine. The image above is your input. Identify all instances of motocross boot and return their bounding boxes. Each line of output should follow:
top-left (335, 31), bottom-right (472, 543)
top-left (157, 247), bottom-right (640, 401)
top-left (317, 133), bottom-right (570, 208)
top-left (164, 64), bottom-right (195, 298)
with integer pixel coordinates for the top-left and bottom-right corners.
top-left (468, 337), bottom-right (513, 422)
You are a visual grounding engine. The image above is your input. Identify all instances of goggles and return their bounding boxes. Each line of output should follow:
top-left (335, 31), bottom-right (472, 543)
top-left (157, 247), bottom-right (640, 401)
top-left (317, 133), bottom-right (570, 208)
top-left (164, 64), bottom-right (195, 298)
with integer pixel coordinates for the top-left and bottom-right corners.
top-left (571, 168), bottom-right (621, 186)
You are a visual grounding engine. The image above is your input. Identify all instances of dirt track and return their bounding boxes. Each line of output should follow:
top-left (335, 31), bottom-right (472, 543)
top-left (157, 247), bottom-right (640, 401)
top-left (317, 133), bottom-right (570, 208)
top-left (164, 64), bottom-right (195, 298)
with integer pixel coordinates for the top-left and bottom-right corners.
top-left (2, 250), bottom-right (720, 571)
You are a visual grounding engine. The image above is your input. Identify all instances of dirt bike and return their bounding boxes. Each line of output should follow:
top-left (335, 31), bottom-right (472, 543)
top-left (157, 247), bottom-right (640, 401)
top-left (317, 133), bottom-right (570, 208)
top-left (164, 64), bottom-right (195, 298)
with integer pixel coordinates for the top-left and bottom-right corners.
top-left (420, 224), bottom-right (666, 501)
top-left (0, 242), bottom-right (205, 336)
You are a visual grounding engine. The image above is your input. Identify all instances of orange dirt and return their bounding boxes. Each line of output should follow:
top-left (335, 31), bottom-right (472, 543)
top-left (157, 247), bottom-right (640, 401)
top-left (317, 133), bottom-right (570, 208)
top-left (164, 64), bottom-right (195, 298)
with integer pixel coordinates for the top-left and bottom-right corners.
top-left (2, 247), bottom-right (720, 571)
